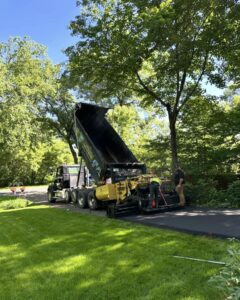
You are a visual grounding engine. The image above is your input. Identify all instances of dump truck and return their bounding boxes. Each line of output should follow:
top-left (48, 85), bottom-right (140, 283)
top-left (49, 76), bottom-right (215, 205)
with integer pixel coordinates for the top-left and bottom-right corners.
top-left (71, 102), bottom-right (180, 217)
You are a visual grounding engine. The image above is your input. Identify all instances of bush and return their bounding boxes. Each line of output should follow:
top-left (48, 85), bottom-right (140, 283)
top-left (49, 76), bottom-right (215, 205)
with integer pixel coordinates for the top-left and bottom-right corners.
top-left (227, 181), bottom-right (240, 208)
top-left (0, 198), bottom-right (32, 210)
top-left (209, 239), bottom-right (240, 300)
top-left (184, 179), bottom-right (222, 206)
top-left (184, 179), bottom-right (240, 208)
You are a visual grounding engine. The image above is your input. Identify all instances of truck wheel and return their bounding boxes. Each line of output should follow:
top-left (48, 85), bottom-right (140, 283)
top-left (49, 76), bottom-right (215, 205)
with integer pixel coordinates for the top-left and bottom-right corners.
top-left (78, 191), bottom-right (88, 208)
top-left (88, 191), bottom-right (98, 210)
top-left (64, 190), bottom-right (71, 203)
top-left (71, 190), bottom-right (77, 204)
top-left (47, 190), bottom-right (56, 203)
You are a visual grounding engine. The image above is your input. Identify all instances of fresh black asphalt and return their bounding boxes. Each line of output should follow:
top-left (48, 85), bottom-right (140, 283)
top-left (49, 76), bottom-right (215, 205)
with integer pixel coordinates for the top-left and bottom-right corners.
top-left (121, 206), bottom-right (240, 239)
top-left (1, 188), bottom-right (239, 239)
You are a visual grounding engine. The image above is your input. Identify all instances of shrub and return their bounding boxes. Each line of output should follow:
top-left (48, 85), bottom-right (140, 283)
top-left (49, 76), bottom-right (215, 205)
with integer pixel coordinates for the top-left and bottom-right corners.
top-left (209, 239), bottom-right (240, 300)
top-left (184, 179), bottom-right (240, 208)
top-left (184, 179), bottom-right (220, 206)
top-left (226, 181), bottom-right (240, 208)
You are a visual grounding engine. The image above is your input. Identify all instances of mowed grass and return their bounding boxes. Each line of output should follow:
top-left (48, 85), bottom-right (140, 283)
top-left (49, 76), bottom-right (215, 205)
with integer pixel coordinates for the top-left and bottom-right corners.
top-left (0, 204), bottom-right (228, 300)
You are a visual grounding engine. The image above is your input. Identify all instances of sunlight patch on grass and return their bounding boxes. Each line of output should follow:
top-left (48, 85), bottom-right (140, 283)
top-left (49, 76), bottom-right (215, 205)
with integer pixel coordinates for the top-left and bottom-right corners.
top-left (130, 263), bottom-right (152, 275)
top-left (113, 229), bottom-right (134, 236)
top-left (55, 255), bottom-right (88, 274)
top-left (105, 242), bottom-right (125, 251)
top-left (35, 236), bottom-right (69, 247)
top-left (0, 244), bottom-right (20, 253)
top-left (0, 244), bottom-right (27, 262)
top-left (77, 279), bottom-right (96, 289)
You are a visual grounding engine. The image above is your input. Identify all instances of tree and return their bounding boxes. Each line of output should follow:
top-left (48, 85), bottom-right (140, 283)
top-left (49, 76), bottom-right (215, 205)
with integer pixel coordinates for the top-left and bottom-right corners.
top-left (38, 85), bottom-right (78, 164)
top-left (0, 37), bottom-right (75, 185)
top-left (35, 139), bottom-right (74, 184)
top-left (175, 94), bottom-right (240, 184)
top-left (66, 0), bottom-right (240, 172)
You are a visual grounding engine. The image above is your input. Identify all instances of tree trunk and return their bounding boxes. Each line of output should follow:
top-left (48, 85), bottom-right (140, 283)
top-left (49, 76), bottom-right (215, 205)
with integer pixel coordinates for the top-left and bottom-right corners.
top-left (168, 111), bottom-right (179, 174)
top-left (30, 171), bottom-right (36, 185)
top-left (40, 174), bottom-right (47, 184)
top-left (68, 142), bottom-right (78, 164)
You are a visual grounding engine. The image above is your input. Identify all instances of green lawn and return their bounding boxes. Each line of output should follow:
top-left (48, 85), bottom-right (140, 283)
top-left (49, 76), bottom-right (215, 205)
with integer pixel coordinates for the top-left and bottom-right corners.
top-left (0, 203), bottom-right (228, 300)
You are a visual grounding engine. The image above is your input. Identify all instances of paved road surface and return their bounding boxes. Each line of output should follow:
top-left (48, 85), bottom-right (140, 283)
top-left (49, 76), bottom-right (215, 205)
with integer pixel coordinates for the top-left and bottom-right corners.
top-left (121, 207), bottom-right (240, 239)
top-left (1, 187), bottom-right (239, 238)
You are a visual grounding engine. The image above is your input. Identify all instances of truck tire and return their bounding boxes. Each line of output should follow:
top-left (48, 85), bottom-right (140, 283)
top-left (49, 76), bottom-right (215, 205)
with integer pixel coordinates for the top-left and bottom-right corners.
top-left (78, 191), bottom-right (88, 208)
top-left (88, 191), bottom-right (98, 210)
top-left (64, 190), bottom-right (71, 203)
top-left (71, 190), bottom-right (77, 204)
top-left (47, 190), bottom-right (56, 203)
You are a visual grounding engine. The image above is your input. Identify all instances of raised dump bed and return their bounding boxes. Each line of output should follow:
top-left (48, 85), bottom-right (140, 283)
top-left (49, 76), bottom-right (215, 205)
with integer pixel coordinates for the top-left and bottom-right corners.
top-left (74, 102), bottom-right (146, 183)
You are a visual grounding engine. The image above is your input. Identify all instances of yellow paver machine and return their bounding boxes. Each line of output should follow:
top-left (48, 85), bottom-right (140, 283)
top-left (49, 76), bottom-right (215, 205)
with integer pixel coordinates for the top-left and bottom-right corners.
top-left (72, 102), bottom-right (180, 217)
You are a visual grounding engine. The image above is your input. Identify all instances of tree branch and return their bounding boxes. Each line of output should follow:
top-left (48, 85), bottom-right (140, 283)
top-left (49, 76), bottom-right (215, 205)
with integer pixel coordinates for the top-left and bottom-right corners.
top-left (135, 71), bottom-right (167, 108)
top-left (175, 69), bottom-right (187, 113)
top-left (178, 52), bottom-right (209, 112)
top-left (174, 9), bottom-right (213, 114)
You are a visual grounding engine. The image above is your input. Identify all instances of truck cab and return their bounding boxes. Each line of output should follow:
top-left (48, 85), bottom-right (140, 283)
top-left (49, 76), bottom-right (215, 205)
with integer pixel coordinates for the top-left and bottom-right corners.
top-left (47, 165), bottom-right (84, 203)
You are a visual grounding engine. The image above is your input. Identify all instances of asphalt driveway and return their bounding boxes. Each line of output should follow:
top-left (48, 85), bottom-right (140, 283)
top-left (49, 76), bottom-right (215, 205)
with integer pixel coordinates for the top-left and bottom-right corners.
top-left (121, 207), bottom-right (240, 239)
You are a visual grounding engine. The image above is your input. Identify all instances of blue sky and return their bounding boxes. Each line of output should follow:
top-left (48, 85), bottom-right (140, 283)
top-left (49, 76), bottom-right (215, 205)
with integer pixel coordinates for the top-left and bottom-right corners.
top-left (0, 0), bottom-right (79, 63)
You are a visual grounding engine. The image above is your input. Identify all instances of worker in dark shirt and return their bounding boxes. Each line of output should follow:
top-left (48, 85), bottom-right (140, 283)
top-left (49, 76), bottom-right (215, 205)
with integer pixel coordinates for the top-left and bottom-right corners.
top-left (174, 167), bottom-right (185, 206)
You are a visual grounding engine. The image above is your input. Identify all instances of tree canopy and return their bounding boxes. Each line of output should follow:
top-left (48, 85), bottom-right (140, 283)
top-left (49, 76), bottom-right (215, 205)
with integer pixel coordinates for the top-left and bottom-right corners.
top-left (66, 0), bottom-right (240, 171)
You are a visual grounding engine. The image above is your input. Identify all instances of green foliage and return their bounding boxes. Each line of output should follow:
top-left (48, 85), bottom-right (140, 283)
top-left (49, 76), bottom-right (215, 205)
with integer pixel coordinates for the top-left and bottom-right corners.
top-left (0, 37), bottom-right (55, 184)
top-left (0, 196), bottom-right (31, 210)
top-left (0, 139), bottom-right (73, 187)
top-left (185, 180), bottom-right (240, 208)
top-left (36, 139), bottom-right (74, 183)
top-left (184, 180), bottom-right (220, 206)
top-left (0, 37), bottom-right (76, 186)
top-left (227, 181), bottom-right (240, 208)
top-left (37, 83), bottom-right (78, 163)
top-left (209, 239), bottom-right (240, 300)
top-left (67, 0), bottom-right (239, 101)
top-left (176, 95), bottom-right (240, 179)
top-left (143, 93), bottom-right (240, 178)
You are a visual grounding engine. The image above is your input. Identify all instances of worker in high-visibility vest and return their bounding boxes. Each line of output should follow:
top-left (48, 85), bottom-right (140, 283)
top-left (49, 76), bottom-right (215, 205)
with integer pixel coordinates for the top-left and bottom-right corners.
top-left (149, 175), bottom-right (161, 208)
